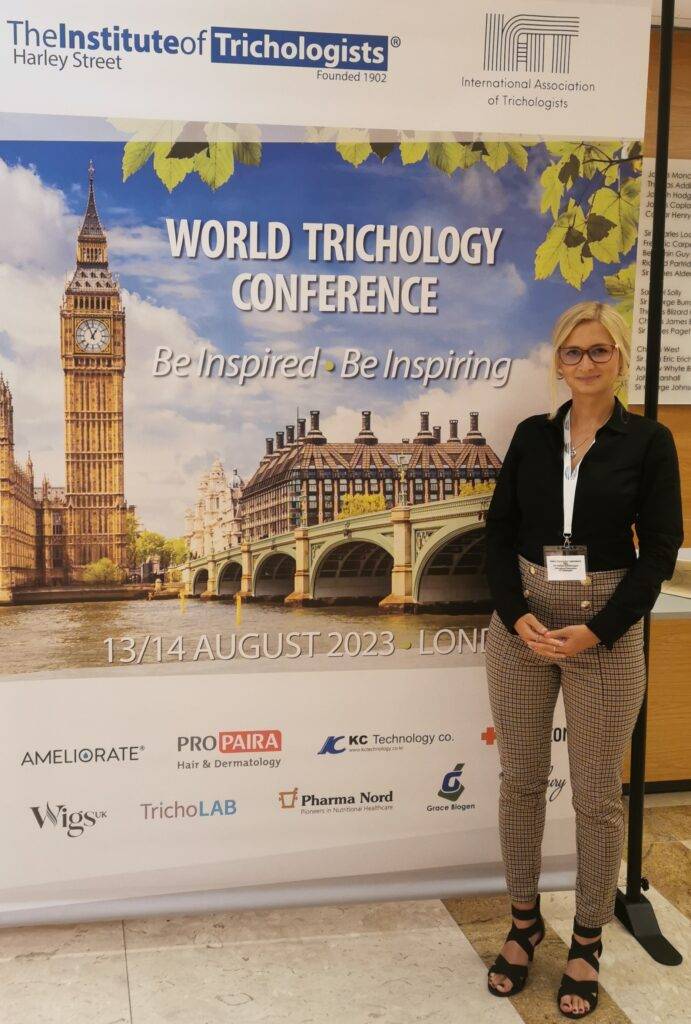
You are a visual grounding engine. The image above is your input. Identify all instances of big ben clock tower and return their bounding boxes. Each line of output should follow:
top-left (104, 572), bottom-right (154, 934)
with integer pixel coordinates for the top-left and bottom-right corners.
top-left (61, 161), bottom-right (127, 579)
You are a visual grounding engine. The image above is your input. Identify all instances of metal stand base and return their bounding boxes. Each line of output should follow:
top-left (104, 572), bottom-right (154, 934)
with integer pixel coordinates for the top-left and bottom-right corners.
top-left (614, 887), bottom-right (682, 965)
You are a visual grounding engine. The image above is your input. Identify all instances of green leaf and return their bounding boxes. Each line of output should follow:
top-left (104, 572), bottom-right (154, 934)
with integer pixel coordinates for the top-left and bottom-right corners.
top-left (234, 141), bottom-right (262, 165)
top-left (336, 141), bottom-right (373, 166)
top-left (603, 263), bottom-right (637, 321)
top-left (580, 141), bottom-right (621, 183)
top-left (604, 262), bottom-right (636, 298)
top-left (371, 142), bottom-right (395, 161)
top-left (557, 152), bottom-right (581, 188)
top-left (588, 180), bottom-right (640, 259)
top-left (559, 239), bottom-right (593, 289)
top-left (535, 199), bottom-right (592, 288)
top-left (122, 141), bottom-right (155, 181)
top-left (399, 141), bottom-right (428, 164)
top-left (194, 142), bottom-right (235, 190)
top-left (456, 144), bottom-right (482, 169)
top-left (564, 225), bottom-right (586, 248)
top-left (584, 211), bottom-right (618, 262)
top-left (427, 142), bottom-right (465, 174)
top-left (540, 161), bottom-right (565, 219)
top-left (168, 141), bottom-right (209, 159)
top-left (535, 205), bottom-right (573, 280)
top-left (506, 142), bottom-right (528, 171)
top-left (153, 142), bottom-right (195, 191)
top-left (546, 141), bottom-right (581, 159)
top-left (482, 142), bottom-right (509, 172)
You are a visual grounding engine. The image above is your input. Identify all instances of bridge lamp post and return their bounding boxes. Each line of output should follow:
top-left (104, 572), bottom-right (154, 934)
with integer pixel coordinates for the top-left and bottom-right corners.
top-left (394, 452), bottom-right (412, 507)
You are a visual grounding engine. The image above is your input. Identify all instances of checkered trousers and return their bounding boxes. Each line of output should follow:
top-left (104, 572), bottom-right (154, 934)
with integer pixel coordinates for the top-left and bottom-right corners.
top-left (485, 554), bottom-right (647, 927)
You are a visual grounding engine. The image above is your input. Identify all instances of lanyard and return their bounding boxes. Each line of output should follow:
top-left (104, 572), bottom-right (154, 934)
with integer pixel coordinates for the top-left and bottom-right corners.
top-left (563, 409), bottom-right (596, 545)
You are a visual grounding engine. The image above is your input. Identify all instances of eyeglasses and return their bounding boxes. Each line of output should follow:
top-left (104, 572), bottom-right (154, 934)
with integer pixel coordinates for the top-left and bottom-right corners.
top-left (558, 344), bottom-right (617, 366)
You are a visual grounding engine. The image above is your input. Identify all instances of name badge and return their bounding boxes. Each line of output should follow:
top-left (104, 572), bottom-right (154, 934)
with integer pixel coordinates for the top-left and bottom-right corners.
top-left (543, 545), bottom-right (588, 581)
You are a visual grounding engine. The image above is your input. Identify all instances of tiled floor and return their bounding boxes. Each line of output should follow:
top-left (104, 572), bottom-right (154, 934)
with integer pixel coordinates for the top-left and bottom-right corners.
top-left (1, 792), bottom-right (689, 1023)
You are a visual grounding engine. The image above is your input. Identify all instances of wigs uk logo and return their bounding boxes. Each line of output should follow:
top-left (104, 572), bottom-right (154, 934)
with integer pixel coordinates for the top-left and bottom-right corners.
top-left (29, 802), bottom-right (107, 838)
top-left (210, 27), bottom-right (392, 70)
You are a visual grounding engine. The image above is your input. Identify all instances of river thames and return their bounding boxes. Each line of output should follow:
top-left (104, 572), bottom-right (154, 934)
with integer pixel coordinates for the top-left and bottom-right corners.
top-left (0, 598), bottom-right (489, 678)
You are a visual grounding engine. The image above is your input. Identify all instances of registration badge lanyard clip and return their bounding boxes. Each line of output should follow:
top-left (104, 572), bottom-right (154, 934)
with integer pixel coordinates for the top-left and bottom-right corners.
top-left (563, 408), bottom-right (578, 552)
top-left (543, 409), bottom-right (590, 581)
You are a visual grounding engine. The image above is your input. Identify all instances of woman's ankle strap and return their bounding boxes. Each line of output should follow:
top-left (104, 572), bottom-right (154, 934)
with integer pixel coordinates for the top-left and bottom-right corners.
top-left (573, 917), bottom-right (602, 938)
top-left (511, 893), bottom-right (540, 919)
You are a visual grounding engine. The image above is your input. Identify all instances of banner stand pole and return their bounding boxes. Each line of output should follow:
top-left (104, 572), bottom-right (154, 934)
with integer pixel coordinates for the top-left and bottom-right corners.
top-left (614, 0), bottom-right (682, 966)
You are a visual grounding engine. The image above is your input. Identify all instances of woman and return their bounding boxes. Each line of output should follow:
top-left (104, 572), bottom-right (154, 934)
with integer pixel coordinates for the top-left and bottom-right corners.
top-left (483, 301), bottom-right (683, 1018)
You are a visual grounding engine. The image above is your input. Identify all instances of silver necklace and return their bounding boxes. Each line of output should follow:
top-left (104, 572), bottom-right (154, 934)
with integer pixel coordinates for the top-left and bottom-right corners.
top-left (567, 407), bottom-right (612, 457)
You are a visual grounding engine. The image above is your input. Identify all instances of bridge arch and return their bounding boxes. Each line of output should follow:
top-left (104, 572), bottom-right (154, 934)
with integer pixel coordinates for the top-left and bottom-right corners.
top-left (191, 568), bottom-right (208, 596)
top-left (253, 551), bottom-right (296, 599)
top-left (311, 538), bottom-right (394, 603)
top-left (217, 560), bottom-right (242, 596)
top-left (413, 524), bottom-right (490, 607)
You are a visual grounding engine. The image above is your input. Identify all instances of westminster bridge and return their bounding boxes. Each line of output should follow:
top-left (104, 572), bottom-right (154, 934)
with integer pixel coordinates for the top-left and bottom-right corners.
top-left (181, 492), bottom-right (493, 611)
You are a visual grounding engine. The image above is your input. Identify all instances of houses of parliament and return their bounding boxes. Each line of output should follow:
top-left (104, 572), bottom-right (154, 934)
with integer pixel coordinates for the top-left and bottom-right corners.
top-left (0, 163), bottom-right (129, 601)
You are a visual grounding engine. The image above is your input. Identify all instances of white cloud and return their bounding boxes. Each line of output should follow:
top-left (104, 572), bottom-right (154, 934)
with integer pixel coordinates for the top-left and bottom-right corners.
top-left (0, 155), bottom-right (565, 542)
top-left (239, 308), bottom-right (319, 337)
top-left (0, 159), bottom-right (235, 535)
top-left (0, 160), bottom-right (77, 271)
top-left (320, 344), bottom-right (561, 460)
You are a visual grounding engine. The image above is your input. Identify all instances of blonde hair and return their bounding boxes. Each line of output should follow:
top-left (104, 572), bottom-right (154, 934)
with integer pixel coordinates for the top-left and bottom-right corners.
top-left (548, 301), bottom-right (630, 418)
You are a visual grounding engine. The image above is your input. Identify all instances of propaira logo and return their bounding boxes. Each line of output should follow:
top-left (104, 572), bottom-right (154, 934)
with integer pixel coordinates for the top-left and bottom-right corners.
top-left (30, 802), bottom-right (106, 838)
top-left (177, 730), bottom-right (282, 754)
top-left (210, 27), bottom-right (389, 71)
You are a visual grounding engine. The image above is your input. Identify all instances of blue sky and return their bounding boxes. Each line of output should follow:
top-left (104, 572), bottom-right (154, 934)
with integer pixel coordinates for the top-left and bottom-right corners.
top-left (0, 139), bottom-right (629, 364)
top-left (0, 139), bottom-right (638, 535)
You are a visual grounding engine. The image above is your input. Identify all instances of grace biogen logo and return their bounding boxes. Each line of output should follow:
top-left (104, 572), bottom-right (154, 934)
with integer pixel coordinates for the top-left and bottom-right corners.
top-left (483, 12), bottom-right (579, 74)
top-left (210, 27), bottom-right (389, 70)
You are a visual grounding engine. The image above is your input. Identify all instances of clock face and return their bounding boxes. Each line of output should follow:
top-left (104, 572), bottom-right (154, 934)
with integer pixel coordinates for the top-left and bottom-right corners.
top-left (75, 319), bottom-right (110, 353)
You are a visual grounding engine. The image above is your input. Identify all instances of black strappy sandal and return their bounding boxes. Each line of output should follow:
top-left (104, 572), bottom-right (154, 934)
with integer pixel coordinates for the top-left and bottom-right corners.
top-left (557, 918), bottom-right (603, 1018)
top-left (487, 893), bottom-right (545, 997)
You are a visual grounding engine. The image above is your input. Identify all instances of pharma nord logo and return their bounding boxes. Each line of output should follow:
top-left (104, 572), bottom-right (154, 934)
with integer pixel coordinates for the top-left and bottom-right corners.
top-left (483, 12), bottom-right (579, 73)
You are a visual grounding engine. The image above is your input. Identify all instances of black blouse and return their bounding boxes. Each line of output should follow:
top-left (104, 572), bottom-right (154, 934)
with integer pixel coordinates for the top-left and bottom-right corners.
top-left (484, 395), bottom-right (684, 649)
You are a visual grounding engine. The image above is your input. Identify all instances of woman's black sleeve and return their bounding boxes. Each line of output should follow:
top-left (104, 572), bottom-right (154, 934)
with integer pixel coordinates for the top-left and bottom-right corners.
top-left (586, 423), bottom-right (684, 649)
top-left (485, 422), bottom-right (529, 633)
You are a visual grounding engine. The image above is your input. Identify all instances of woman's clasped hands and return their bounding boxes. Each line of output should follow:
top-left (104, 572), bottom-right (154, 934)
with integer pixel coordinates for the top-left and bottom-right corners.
top-left (514, 613), bottom-right (600, 659)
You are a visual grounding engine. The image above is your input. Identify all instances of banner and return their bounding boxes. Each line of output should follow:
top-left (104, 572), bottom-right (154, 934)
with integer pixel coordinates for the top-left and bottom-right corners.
top-left (630, 158), bottom-right (691, 403)
top-left (0, 0), bottom-right (652, 925)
